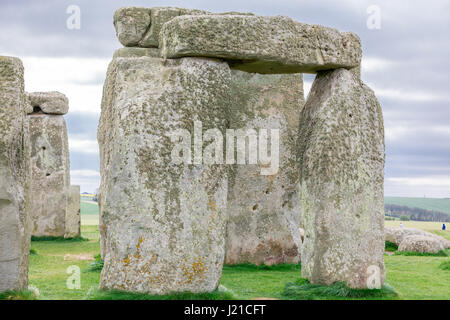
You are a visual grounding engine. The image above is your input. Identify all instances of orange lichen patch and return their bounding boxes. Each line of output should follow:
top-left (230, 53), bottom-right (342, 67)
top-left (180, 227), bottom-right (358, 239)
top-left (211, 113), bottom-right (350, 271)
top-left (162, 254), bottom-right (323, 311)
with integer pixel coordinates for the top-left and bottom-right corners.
top-left (208, 200), bottom-right (216, 211)
top-left (136, 236), bottom-right (143, 249)
top-left (122, 257), bottom-right (131, 266)
top-left (182, 257), bottom-right (207, 284)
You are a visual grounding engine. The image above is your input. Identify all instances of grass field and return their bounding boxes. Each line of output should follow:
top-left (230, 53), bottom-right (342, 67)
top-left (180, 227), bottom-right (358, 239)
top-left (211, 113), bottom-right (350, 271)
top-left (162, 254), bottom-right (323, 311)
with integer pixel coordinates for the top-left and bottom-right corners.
top-left (22, 205), bottom-right (450, 300)
top-left (385, 197), bottom-right (450, 214)
top-left (385, 220), bottom-right (447, 232)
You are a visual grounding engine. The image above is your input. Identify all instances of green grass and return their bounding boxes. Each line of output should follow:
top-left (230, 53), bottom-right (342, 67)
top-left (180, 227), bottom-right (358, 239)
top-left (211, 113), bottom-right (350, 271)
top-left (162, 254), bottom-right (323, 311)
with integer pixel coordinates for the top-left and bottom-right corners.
top-left (86, 288), bottom-right (236, 300)
top-left (86, 254), bottom-right (104, 272)
top-left (220, 263), bottom-right (302, 299)
top-left (31, 235), bottom-right (88, 242)
top-left (28, 226), bottom-right (101, 300)
top-left (22, 224), bottom-right (450, 300)
top-left (223, 263), bottom-right (301, 272)
top-left (282, 278), bottom-right (397, 300)
top-left (439, 260), bottom-right (450, 271)
top-left (394, 250), bottom-right (448, 257)
top-left (385, 197), bottom-right (450, 214)
top-left (0, 290), bottom-right (38, 300)
top-left (385, 241), bottom-right (398, 252)
top-left (81, 201), bottom-right (99, 215)
top-left (384, 254), bottom-right (450, 299)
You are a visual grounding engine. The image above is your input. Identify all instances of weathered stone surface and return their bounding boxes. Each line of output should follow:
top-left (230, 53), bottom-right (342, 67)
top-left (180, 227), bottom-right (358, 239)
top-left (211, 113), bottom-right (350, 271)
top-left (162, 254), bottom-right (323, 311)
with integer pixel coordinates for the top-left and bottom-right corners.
top-left (385, 226), bottom-right (450, 249)
top-left (0, 56), bottom-right (31, 293)
top-left (114, 7), bottom-right (152, 47)
top-left (28, 91), bottom-right (69, 115)
top-left (114, 7), bottom-right (253, 48)
top-left (64, 185), bottom-right (80, 239)
top-left (398, 235), bottom-right (444, 253)
top-left (98, 56), bottom-right (231, 294)
top-left (113, 47), bottom-right (160, 59)
top-left (225, 71), bottom-right (303, 265)
top-left (28, 101), bottom-right (70, 237)
top-left (298, 68), bottom-right (385, 288)
top-left (160, 15), bottom-right (361, 74)
top-left (299, 228), bottom-right (305, 243)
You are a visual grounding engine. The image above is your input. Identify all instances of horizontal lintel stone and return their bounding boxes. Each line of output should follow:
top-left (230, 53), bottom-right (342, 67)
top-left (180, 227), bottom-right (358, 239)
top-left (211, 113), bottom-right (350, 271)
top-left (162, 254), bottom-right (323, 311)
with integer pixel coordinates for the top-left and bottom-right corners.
top-left (159, 15), bottom-right (362, 74)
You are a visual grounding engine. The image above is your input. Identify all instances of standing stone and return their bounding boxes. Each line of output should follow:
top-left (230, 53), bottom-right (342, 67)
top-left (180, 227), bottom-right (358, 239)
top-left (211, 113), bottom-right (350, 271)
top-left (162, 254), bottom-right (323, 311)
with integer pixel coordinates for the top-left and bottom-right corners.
top-left (28, 92), bottom-right (70, 237)
top-left (98, 56), bottom-right (231, 294)
top-left (298, 68), bottom-right (385, 288)
top-left (65, 185), bottom-right (80, 238)
top-left (225, 71), bottom-right (304, 265)
top-left (0, 56), bottom-right (31, 293)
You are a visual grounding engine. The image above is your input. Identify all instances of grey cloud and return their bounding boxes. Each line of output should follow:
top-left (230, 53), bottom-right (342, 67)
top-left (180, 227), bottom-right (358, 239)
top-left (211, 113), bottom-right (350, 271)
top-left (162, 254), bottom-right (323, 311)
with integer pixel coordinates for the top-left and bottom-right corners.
top-left (1, 0), bottom-right (449, 195)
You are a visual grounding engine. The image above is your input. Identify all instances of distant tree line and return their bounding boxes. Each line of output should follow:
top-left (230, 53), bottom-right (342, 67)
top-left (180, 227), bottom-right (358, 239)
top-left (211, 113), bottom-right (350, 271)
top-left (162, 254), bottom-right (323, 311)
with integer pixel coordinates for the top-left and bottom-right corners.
top-left (385, 204), bottom-right (450, 222)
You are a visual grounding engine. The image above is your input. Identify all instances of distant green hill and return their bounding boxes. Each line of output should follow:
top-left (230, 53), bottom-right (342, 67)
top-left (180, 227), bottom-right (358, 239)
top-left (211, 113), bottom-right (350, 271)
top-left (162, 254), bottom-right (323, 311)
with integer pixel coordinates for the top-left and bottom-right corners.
top-left (81, 201), bottom-right (99, 215)
top-left (385, 197), bottom-right (450, 214)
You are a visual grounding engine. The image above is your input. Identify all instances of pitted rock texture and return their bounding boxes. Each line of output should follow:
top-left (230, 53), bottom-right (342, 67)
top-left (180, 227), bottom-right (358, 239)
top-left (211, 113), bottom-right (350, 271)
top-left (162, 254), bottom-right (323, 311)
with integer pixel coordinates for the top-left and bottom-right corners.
top-left (160, 15), bottom-right (361, 74)
top-left (114, 7), bottom-right (152, 47)
top-left (28, 111), bottom-right (70, 237)
top-left (398, 235), bottom-right (445, 253)
top-left (65, 185), bottom-right (80, 239)
top-left (28, 91), bottom-right (69, 115)
top-left (113, 47), bottom-right (160, 59)
top-left (385, 226), bottom-right (450, 249)
top-left (0, 56), bottom-right (31, 293)
top-left (98, 56), bottom-right (231, 294)
top-left (298, 68), bottom-right (385, 288)
top-left (225, 71), bottom-right (303, 265)
top-left (114, 7), bottom-right (253, 48)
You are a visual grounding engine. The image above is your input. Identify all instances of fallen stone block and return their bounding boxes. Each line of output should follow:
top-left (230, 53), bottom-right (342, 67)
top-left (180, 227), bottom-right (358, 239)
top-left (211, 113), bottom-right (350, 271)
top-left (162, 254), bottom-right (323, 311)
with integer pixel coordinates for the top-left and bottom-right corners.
top-left (0, 56), bottom-right (31, 293)
top-left (98, 56), bottom-right (231, 294)
top-left (398, 235), bottom-right (445, 253)
top-left (385, 226), bottom-right (450, 249)
top-left (225, 71), bottom-right (303, 265)
top-left (298, 68), bottom-right (385, 288)
top-left (160, 15), bottom-right (361, 74)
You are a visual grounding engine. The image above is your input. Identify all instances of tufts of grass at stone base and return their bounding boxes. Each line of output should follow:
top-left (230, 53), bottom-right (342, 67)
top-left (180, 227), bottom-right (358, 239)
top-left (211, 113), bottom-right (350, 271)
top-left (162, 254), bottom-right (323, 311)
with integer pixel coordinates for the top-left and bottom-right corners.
top-left (438, 260), bottom-right (450, 270)
top-left (394, 250), bottom-right (448, 257)
top-left (0, 290), bottom-right (38, 300)
top-left (31, 235), bottom-right (88, 242)
top-left (282, 278), bottom-right (398, 300)
top-left (385, 241), bottom-right (398, 252)
top-left (84, 288), bottom-right (236, 300)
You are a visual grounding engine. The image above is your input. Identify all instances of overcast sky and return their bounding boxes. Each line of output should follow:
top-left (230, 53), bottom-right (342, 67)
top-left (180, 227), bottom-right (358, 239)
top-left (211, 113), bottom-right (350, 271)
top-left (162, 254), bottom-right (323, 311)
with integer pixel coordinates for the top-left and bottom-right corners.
top-left (1, 0), bottom-right (449, 197)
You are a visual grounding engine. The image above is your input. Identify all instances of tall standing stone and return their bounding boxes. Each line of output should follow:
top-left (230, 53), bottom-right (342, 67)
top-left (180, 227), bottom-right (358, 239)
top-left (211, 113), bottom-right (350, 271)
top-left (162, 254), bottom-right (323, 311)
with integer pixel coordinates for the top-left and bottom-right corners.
top-left (0, 56), bottom-right (31, 293)
top-left (65, 185), bottom-right (80, 238)
top-left (298, 68), bottom-right (385, 288)
top-left (28, 92), bottom-right (70, 237)
top-left (225, 71), bottom-right (304, 265)
top-left (98, 56), bottom-right (231, 294)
